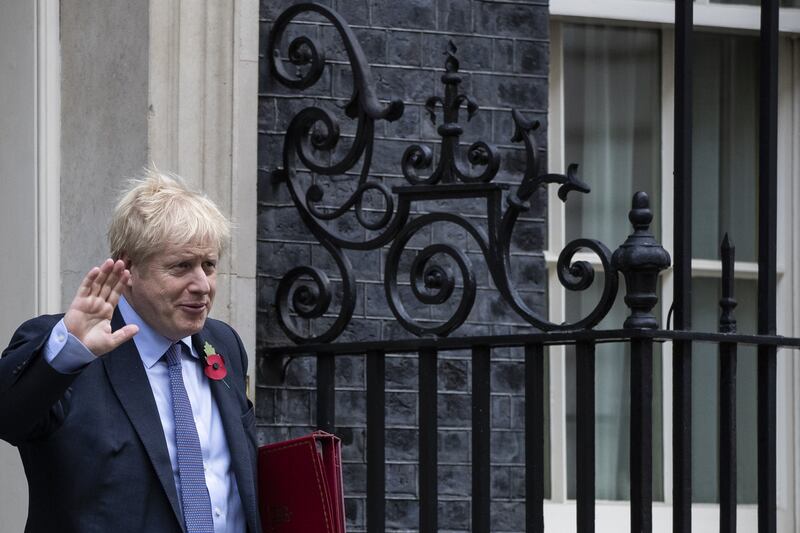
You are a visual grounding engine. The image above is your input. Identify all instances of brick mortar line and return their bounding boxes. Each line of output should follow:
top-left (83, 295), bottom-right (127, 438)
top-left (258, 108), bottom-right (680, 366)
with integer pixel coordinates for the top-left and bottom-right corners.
top-left (344, 493), bottom-right (530, 499)
top-left (258, 358), bottom-right (538, 364)
top-left (258, 386), bottom-right (533, 396)
top-left (255, 309), bottom-right (549, 321)
top-left (258, 95), bottom-right (548, 115)
top-left (254, 284), bottom-right (545, 293)
top-left (258, 191), bottom-right (545, 202)
top-left (256, 176), bottom-right (551, 189)
top-left (255, 203), bottom-right (547, 217)
top-left (254, 247), bottom-right (548, 257)
top-left (256, 257), bottom-right (549, 268)
top-left (255, 280), bottom-right (547, 292)
top-left (257, 354), bottom-right (538, 362)
top-left (256, 249), bottom-right (545, 258)
top-left (259, 426), bottom-right (531, 436)
top-left (255, 215), bottom-right (546, 226)
top-left (259, 129), bottom-right (540, 149)
top-left (255, 229), bottom-right (546, 237)
top-left (254, 208), bottom-right (547, 224)
top-left (259, 19), bottom-right (550, 44)
top-left (288, 59), bottom-right (550, 80)
top-left (364, 462), bottom-right (529, 467)
top-left (256, 165), bottom-right (547, 178)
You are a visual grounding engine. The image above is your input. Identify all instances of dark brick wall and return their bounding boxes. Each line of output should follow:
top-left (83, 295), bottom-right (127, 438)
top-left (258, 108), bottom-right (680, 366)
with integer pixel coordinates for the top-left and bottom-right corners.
top-left (257, 1), bottom-right (549, 531)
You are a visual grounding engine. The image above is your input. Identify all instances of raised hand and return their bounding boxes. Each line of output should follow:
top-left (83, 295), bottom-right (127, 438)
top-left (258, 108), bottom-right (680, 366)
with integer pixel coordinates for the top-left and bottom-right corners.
top-left (63, 259), bottom-right (139, 356)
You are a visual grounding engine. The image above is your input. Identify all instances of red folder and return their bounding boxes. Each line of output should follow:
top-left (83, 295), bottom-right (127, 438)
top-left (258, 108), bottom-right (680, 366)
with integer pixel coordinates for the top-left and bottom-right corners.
top-left (258, 431), bottom-right (346, 533)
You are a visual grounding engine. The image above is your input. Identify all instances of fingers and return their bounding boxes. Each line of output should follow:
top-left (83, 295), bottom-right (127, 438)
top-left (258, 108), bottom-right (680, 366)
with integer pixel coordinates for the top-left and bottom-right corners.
top-left (76, 259), bottom-right (129, 303)
top-left (76, 264), bottom-right (104, 297)
top-left (91, 259), bottom-right (116, 298)
top-left (98, 260), bottom-right (127, 302)
top-left (106, 268), bottom-right (131, 308)
top-left (109, 324), bottom-right (139, 349)
top-left (80, 323), bottom-right (139, 357)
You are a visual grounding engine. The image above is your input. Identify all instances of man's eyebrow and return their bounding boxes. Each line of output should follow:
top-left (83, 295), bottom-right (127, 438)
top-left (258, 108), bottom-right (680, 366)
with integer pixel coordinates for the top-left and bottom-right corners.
top-left (171, 252), bottom-right (219, 261)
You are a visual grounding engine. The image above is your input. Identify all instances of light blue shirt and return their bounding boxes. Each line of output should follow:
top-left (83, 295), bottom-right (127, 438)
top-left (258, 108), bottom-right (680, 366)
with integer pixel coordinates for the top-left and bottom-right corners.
top-left (44, 297), bottom-right (246, 533)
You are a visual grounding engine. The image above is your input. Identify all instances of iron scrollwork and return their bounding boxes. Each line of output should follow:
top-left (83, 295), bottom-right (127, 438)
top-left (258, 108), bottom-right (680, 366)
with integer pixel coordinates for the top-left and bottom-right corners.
top-left (268, 3), bottom-right (622, 343)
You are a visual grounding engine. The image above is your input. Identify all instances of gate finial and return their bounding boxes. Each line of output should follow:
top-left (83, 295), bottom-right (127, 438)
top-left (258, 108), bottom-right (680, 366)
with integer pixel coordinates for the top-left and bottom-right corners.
top-left (612, 192), bottom-right (671, 329)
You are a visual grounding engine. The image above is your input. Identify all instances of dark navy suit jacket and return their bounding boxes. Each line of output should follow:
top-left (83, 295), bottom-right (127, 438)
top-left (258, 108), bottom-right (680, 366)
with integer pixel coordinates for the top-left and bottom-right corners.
top-left (0, 311), bottom-right (260, 533)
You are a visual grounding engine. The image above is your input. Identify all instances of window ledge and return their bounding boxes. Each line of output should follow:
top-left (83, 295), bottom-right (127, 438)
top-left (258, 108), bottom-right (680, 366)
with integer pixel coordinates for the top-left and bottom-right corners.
top-left (551, 0), bottom-right (800, 34)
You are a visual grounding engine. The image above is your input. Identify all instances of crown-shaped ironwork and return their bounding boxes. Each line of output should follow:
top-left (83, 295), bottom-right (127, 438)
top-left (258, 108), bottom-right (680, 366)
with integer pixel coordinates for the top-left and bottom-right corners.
top-left (267, 2), bottom-right (670, 344)
top-left (402, 41), bottom-right (495, 185)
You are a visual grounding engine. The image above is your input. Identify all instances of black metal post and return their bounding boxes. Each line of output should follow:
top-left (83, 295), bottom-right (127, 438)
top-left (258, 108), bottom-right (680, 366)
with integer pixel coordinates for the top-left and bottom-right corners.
top-left (718, 237), bottom-right (738, 533)
top-left (757, 1), bottom-right (778, 532)
top-left (718, 340), bottom-right (737, 533)
top-left (419, 347), bottom-right (438, 533)
top-left (472, 345), bottom-right (491, 533)
top-left (366, 350), bottom-right (386, 533)
top-left (438, 47), bottom-right (464, 184)
top-left (576, 341), bottom-right (595, 533)
top-left (611, 193), bottom-right (667, 533)
top-left (673, 2), bottom-right (694, 531)
top-left (525, 343), bottom-right (545, 533)
top-left (316, 352), bottom-right (336, 432)
top-left (631, 339), bottom-right (653, 533)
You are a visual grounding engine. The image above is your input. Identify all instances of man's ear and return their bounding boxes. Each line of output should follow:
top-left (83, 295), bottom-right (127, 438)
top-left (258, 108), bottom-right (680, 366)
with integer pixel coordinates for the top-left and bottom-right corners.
top-left (119, 254), bottom-right (134, 286)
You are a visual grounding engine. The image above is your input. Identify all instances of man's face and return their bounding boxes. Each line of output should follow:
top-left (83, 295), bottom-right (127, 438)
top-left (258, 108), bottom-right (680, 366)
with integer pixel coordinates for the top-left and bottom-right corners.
top-left (124, 241), bottom-right (218, 341)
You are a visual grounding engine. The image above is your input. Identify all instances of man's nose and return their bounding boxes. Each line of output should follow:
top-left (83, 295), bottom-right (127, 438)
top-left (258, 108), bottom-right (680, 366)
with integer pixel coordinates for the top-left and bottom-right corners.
top-left (188, 266), bottom-right (211, 293)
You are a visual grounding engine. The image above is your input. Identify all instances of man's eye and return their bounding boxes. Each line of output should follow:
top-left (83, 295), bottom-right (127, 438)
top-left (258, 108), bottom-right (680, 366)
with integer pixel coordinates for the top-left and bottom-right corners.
top-left (203, 262), bottom-right (217, 271)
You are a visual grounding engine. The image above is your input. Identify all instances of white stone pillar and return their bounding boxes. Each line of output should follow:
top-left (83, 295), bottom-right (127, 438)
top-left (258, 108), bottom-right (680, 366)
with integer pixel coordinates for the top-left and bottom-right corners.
top-left (148, 0), bottom-right (259, 395)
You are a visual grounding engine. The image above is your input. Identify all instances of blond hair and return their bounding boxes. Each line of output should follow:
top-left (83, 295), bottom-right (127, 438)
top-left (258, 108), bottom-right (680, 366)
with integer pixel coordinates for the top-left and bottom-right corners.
top-left (108, 169), bottom-right (231, 263)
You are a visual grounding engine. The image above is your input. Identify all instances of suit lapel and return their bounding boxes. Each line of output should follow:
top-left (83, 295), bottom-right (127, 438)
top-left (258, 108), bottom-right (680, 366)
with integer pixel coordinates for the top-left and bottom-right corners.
top-left (193, 331), bottom-right (259, 533)
top-left (104, 310), bottom-right (185, 532)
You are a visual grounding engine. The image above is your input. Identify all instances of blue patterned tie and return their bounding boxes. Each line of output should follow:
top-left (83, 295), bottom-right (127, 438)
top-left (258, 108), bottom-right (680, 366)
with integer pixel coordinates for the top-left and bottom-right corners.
top-left (165, 343), bottom-right (215, 533)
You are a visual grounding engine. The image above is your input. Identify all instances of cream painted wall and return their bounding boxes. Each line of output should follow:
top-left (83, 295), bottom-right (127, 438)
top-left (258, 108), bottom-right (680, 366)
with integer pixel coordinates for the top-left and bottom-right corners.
top-left (148, 0), bottom-right (259, 395)
top-left (0, 0), bottom-right (44, 529)
top-left (60, 0), bottom-right (150, 302)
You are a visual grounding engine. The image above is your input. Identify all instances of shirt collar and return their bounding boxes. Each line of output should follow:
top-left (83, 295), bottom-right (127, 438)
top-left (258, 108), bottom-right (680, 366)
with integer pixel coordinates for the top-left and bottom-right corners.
top-left (117, 296), bottom-right (196, 369)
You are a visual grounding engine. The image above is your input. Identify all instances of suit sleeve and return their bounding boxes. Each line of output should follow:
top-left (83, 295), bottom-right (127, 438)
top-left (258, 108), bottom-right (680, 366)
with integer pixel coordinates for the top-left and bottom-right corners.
top-left (0, 315), bottom-right (81, 445)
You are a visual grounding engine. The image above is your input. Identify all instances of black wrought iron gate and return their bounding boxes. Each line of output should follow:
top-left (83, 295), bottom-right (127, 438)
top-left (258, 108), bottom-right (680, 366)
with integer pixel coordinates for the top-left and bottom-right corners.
top-left (258, 2), bottom-right (794, 532)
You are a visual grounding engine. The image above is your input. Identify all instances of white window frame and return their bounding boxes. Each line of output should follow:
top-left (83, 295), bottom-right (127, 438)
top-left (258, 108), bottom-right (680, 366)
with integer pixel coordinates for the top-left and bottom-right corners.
top-left (544, 2), bottom-right (800, 531)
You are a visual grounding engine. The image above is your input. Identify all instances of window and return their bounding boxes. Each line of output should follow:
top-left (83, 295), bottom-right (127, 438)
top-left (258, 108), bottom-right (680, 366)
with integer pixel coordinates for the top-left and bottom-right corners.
top-left (547, 1), bottom-right (799, 529)
top-left (561, 23), bottom-right (663, 502)
top-left (710, 0), bottom-right (800, 6)
top-left (690, 32), bottom-right (759, 505)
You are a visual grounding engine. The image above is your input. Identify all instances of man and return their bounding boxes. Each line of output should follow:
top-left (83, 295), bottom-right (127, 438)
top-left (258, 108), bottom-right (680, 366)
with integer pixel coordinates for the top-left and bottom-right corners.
top-left (0, 171), bottom-right (260, 533)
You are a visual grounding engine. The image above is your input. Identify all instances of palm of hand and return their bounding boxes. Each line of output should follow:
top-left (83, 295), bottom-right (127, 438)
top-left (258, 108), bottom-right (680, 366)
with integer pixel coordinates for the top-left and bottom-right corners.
top-left (64, 259), bottom-right (139, 357)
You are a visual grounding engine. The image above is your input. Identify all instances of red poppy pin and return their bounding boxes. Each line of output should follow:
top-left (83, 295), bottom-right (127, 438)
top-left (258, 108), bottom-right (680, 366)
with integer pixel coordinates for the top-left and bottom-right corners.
top-left (203, 341), bottom-right (229, 386)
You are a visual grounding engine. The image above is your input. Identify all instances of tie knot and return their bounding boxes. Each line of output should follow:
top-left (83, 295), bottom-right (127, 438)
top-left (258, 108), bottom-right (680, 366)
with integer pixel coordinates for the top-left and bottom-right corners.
top-left (165, 343), bottom-right (183, 368)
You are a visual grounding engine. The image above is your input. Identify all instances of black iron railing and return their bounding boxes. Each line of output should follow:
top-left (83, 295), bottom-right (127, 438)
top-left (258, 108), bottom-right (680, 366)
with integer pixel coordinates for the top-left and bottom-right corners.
top-left (260, 2), bottom-right (791, 532)
top-left (265, 315), bottom-right (800, 533)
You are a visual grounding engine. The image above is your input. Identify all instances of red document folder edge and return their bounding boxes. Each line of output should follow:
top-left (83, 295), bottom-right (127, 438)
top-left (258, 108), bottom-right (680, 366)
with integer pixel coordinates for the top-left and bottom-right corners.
top-left (258, 431), bottom-right (346, 533)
